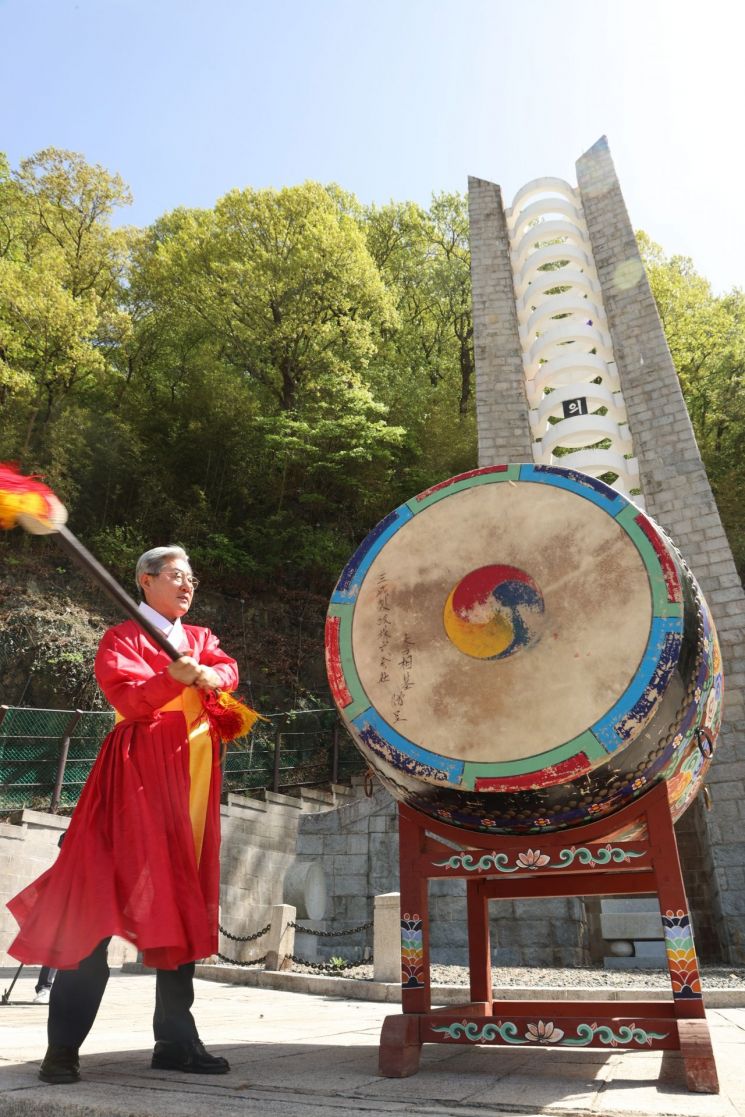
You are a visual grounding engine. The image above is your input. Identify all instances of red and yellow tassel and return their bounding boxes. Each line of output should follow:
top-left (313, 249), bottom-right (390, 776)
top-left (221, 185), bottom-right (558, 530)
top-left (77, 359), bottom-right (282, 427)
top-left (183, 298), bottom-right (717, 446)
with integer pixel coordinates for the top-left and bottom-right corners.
top-left (201, 689), bottom-right (267, 744)
top-left (0, 464), bottom-right (68, 534)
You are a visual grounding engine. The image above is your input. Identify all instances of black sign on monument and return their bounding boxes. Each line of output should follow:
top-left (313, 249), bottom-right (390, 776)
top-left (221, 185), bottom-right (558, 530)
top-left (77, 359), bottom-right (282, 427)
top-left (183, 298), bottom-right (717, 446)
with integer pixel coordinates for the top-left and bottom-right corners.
top-left (562, 397), bottom-right (589, 419)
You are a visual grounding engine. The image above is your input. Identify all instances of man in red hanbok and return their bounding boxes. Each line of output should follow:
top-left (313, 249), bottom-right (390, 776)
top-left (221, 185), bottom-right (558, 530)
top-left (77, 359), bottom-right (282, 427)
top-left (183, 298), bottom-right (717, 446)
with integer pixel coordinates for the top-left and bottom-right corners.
top-left (7, 546), bottom-right (237, 1083)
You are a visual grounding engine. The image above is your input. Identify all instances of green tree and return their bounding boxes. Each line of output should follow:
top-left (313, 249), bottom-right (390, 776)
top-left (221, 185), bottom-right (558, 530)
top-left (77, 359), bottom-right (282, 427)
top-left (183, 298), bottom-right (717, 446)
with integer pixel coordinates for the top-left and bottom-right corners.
top-left (138, 183), bottom-right (396, 412)
top-left (97, 183), bottom-right (409, 587)
top-left (0, 148), bottom-right (133, 472)
top-left (638, 231), bottom-right (745, 576)
top-left (363, 194), bottom-right (477, 493)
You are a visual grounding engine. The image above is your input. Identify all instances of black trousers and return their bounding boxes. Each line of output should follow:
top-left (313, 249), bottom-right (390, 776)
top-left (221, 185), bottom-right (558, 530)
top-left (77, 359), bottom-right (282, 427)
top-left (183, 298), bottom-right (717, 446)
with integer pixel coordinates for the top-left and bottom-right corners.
top-left (36, 965), bottom-right (57, 993)
top-left (47, 938), bottom-right (198, 1048)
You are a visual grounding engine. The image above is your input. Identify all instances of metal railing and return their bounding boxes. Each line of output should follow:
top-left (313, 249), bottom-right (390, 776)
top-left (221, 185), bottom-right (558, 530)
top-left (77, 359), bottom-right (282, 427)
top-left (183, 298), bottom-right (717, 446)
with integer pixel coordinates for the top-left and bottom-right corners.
top-left (0, 704), bottom-right (364, 812)
top-left (223, 710), bottom-right (361, 795)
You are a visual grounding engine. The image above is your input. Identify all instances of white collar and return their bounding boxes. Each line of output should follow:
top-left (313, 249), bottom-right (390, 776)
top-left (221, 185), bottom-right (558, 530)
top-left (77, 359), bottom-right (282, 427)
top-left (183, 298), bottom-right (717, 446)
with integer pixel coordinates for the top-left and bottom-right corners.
top-left (138, 601), bottom-right (188, 652)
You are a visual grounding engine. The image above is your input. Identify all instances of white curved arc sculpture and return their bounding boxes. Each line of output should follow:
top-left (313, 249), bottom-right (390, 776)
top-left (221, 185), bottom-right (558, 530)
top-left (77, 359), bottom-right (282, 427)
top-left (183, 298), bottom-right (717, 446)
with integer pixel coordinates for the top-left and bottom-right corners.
top-left (506, 176), bottom-right (642, 503)
top-left (513, 242), bottom-right (592, 297)
top-left (512, 219), bottom-right (587, 272)
top-left (516, 267), bottom-right (599, 316)
top-left (527, 353), bottom-right (620, 407)
top-left (525, 322), bottom-right (613, 375)
top-left (529, 382), bottom-right (627, 428)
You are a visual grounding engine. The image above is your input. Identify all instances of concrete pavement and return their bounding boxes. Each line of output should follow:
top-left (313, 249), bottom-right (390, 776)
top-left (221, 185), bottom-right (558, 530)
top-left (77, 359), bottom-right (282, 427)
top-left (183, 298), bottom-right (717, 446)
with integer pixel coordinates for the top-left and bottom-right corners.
top-left (0, 969), bottom-right (744, 1117)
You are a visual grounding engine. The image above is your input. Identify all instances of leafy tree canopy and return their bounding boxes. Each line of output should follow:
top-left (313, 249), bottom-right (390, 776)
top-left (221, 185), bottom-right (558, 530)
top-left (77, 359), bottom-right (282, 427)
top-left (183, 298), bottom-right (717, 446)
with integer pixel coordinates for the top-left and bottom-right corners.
top-left (1, 149), bottom-right (741, 593)
top-left (1, 153), bottom-right (477, 591)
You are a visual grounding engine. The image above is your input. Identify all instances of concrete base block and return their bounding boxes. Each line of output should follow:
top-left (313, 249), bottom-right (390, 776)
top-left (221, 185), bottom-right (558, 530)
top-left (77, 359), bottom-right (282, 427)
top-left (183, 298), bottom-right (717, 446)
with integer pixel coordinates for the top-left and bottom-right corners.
top-left (604, 955), bottom-right (667, 969)
top-left (373, 892), bottom-right (401, 984)
top-left (633, 939), bottom-right (668, 959)
top-left (601, 898), bottom-right (660, 913)
top-left (601, 912), bottom-right (664, 938)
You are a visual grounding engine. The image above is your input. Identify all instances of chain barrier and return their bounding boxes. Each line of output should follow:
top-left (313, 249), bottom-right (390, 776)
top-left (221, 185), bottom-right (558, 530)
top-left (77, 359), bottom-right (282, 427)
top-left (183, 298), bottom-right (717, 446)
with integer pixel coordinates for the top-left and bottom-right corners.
top-left (287, 919), bottom-right (373, 937)
top-left (216, 952), bottom-right (267, 967)
top-left (218, 922), bottom-right (271, 943)
top-left (286, 954), bottom-right (369, 973)
top-left (214, 951), bottom-right (370, 972)
top-left (219, 919), bottom-right (373, 942)
top-left (216, 917), bottom-right (374, 972)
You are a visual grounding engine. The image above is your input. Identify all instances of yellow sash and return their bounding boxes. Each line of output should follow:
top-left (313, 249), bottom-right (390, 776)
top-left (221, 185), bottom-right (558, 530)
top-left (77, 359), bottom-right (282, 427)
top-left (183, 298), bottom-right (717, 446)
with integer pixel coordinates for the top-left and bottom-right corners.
top-left (115, 688), bottom-right (212, 865)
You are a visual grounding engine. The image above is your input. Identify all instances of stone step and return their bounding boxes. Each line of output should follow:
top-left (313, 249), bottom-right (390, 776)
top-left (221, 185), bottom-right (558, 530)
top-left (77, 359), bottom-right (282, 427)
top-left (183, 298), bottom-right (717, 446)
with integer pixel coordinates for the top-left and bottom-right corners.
top-left (262, 789), bottom-right (304, 811)
top-left (225, 792), bottom-right (267, 815)
top-left (9, 809), bottom-right (70, 832)
top-left (330, 783), bottom-right (358, 800)
top-left (297, 786), bottom-right (335, 804)
top-left (298, 788), bottom-right (337, 809)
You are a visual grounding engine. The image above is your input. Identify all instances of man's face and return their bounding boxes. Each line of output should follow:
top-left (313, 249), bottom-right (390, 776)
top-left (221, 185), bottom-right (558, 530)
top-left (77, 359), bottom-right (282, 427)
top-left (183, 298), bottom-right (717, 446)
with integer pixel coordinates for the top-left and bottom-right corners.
top-left (140, 557), bottom-right (196, 620)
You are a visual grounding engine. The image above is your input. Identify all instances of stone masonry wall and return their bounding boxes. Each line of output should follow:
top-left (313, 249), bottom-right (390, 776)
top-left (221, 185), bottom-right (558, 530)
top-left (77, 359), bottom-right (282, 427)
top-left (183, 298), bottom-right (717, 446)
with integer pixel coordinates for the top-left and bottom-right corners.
top-left (0, 811), bottom-right (136, 967)
top-left (576, 136), bottom-right (745, 963)
top-left (218, 793), bottom-right (305, 963)
top-left (296, 788), bottom-right (588, 967)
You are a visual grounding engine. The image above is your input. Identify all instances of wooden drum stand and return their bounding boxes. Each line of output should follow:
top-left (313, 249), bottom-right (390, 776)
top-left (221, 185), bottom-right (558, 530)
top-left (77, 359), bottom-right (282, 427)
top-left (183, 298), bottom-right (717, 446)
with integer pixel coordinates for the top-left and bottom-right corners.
top-left (379, 782), bottom-right (719, 1093)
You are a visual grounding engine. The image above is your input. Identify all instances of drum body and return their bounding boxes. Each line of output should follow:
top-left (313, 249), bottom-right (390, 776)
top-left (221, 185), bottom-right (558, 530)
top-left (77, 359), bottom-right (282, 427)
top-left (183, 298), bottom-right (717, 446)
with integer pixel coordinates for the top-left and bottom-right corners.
top-left (325, 465), bottom-right (723, 836)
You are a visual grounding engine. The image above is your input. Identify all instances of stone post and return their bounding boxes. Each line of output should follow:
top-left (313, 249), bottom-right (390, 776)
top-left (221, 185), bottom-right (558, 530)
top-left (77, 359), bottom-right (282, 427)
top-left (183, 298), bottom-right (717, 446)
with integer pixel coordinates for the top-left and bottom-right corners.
top-left (264, 903), bottom-right (296, 971)
top-left (373, 892), bottom-right (402, 983)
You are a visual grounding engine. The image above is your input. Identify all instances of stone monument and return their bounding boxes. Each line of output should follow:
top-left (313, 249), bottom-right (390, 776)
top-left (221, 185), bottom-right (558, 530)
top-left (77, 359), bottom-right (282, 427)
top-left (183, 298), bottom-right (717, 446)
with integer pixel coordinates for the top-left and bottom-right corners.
top-left (468, 135), bottom-right (745, 964)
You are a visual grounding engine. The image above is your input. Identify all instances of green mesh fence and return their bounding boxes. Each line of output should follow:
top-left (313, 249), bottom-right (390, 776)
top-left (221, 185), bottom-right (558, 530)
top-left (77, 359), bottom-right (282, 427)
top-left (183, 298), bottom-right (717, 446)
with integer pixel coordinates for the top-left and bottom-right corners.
top-left (0, 706), bottom-right (114, 811)
top-left (0, 705), bottom-right (364, 811)
top-left (223, 707), bottom-right (365, 794)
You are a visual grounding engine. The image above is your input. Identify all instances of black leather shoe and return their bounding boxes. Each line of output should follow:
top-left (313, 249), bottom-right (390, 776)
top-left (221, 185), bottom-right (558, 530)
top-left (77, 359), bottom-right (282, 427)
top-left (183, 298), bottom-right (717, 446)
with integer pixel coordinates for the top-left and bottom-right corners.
top-left (39, 1044), bottom-right (80, 1084)
top-left (151, 1038), bottom-right (230, 1074)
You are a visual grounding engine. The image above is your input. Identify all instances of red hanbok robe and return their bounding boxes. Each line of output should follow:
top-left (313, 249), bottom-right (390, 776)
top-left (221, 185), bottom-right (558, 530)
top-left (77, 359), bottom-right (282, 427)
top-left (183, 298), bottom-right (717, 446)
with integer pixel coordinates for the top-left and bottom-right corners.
top-left (7, 620), bottom-right (239, 970)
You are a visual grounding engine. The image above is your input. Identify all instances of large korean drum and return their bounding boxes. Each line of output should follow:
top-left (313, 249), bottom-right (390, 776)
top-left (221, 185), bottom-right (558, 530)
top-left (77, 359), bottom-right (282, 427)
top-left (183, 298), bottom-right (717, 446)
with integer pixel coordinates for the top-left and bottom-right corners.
top-left (325, 465), bottom-right (723, 835)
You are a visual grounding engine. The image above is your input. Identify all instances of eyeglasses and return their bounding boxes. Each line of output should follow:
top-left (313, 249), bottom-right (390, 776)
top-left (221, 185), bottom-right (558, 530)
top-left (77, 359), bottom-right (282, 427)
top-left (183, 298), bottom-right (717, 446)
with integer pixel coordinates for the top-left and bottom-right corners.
top-left (152, 569), bottom-right (200, 590)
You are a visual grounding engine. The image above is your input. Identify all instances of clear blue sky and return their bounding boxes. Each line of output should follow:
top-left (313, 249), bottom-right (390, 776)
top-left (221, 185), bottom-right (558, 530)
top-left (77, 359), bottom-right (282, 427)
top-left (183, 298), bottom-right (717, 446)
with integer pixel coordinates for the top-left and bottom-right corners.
top-left (1, 0), bottom-right (742, 292)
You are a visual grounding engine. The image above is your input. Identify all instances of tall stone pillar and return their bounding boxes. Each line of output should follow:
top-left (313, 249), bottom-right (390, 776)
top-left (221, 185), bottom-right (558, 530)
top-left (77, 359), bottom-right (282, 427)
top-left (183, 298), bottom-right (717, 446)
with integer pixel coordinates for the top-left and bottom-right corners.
top-left (576, 137), bottom-right (745, 963)
top-left (467, 176), bottom-right (533, 464)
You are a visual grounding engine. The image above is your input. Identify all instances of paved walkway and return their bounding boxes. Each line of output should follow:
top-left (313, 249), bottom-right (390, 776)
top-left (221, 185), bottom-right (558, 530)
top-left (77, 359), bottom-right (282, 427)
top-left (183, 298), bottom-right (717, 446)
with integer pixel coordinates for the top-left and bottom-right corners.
top-left (0, 970), bottom-right (743, 1117)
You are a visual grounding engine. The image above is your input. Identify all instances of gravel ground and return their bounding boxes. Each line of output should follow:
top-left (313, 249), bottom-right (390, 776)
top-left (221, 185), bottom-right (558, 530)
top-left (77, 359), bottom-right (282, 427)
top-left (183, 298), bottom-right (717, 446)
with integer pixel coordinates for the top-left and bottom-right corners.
top-left (286, 962), bottom-right (745, 988)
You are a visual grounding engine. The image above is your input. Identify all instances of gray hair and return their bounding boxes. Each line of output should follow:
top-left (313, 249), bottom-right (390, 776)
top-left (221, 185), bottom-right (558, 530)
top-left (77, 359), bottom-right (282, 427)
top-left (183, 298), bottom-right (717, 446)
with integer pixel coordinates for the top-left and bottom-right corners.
top-left (135, 546), bottom-right (190, 597)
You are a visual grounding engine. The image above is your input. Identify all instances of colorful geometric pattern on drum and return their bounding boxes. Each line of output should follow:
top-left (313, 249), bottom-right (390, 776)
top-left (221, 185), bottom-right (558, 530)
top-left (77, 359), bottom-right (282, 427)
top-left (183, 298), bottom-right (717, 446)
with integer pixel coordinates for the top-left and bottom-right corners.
top-left (325, 464), bottom-right (722, 835)
top-left (401, 914), bottom-right (425, 989)
top-left (430, 1019), bottom-right (668, 1046)
top-left (662, 910), bottom-right (703, 1000)
top-left (357, 720), bottom-right (454, 783)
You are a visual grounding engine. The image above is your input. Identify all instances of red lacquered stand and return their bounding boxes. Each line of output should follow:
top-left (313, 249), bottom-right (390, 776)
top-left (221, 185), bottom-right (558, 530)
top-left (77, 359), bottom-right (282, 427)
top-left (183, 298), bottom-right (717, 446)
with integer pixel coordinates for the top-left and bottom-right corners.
top-left (379, 782), bottom-right (718, 1093)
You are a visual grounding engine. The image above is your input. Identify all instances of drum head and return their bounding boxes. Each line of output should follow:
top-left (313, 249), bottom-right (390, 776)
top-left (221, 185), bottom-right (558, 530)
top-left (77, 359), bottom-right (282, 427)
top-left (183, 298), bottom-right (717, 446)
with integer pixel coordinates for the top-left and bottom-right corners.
top-left (326, 465), bottom-right (685, 796)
